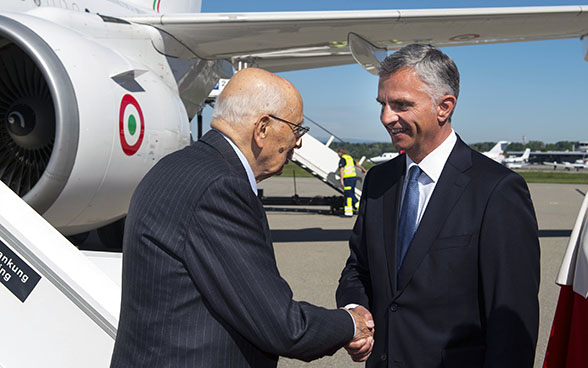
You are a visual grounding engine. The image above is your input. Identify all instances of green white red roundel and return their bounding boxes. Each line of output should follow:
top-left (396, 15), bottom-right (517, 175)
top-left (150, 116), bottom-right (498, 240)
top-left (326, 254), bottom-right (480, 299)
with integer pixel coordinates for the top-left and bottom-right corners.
top-left (119, 94), bottom-right (145, 156)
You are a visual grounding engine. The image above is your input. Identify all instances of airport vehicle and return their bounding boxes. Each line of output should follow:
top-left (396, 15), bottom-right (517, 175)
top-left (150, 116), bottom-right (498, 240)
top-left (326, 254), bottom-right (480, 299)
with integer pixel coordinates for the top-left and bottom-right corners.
top-left (482, 141), bottom-right (510, 163)
top-left (503, 148), bottom-right (531, 168)
top-left (2, 2), bottom-right (588, 238)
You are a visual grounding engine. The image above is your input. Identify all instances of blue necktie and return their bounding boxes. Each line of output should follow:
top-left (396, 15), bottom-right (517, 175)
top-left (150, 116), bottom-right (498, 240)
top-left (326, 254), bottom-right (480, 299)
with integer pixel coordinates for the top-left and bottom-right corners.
top-left (397, 165), bottom-right (421, 270)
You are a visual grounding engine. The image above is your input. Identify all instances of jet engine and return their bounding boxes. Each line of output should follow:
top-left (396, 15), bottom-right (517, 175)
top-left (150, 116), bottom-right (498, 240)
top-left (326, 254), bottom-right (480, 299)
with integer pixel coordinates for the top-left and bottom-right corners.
top-left (0, 11), bottom-right (191, 235)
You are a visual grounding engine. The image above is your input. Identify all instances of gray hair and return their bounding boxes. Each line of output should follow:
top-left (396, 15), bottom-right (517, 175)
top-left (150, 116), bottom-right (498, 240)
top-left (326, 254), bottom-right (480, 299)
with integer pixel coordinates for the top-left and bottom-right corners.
top-left (379, 44), bottom-right (460, 117)
top-left (213, 80), bottom-right (288, 125)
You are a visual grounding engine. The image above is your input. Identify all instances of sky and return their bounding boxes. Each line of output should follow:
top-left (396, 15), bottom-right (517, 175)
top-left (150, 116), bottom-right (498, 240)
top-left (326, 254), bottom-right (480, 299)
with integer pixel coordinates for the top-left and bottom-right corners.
top-left (197, 0), bottom-right (588, 145)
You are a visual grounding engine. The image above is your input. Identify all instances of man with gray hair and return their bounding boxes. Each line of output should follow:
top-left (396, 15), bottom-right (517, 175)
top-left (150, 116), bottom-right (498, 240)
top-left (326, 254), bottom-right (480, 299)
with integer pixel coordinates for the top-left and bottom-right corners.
top-left (112, 67), bottom-right (374, 367)
top-left (336, 44), bottom-right (540, 367)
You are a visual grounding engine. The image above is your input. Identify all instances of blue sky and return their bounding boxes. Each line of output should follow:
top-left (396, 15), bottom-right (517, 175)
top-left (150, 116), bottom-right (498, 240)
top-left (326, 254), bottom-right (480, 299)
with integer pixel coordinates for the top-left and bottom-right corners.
top-left (198, 1), bottom-right (588, 145)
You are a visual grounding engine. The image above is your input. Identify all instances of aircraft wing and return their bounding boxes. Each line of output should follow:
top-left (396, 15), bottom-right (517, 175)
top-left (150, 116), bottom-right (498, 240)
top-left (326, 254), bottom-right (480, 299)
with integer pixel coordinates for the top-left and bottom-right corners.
top-left (124, 6), bottom-right (588, 73)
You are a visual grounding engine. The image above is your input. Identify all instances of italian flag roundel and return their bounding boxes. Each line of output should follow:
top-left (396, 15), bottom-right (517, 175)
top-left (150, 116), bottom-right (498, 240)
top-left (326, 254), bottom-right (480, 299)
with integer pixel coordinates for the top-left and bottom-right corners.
top-left (119, 94), bottom-right (145, 156)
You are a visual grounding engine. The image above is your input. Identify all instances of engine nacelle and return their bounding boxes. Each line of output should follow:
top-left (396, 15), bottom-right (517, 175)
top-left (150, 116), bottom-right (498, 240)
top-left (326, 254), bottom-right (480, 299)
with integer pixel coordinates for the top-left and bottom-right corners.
top-left (0, 11), bottom-right (190, 235)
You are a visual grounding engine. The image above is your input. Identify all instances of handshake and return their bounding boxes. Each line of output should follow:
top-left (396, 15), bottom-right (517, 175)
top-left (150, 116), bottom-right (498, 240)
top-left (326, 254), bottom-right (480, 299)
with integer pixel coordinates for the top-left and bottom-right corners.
top-left (345, 306), bottom-right (375, 362)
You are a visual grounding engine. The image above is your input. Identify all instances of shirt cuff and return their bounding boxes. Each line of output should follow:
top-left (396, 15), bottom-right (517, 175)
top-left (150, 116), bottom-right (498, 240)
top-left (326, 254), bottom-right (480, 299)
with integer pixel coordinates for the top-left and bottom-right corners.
top-left (342, 308), bottom-right (357, 337)
top-left (342, 304), bottom-right (362, 337)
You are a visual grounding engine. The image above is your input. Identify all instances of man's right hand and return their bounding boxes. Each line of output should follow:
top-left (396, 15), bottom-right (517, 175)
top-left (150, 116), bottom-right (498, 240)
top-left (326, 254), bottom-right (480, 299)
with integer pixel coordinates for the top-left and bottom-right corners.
top-left (345, 306), bottom-right (374, 362)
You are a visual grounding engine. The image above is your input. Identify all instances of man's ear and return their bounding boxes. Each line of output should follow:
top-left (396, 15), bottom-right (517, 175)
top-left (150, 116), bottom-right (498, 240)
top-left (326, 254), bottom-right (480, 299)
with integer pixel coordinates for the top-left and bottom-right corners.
top-left (437, 95), bottom-right (456, 124)
top-left (253, 115), bottom-right (272, 148)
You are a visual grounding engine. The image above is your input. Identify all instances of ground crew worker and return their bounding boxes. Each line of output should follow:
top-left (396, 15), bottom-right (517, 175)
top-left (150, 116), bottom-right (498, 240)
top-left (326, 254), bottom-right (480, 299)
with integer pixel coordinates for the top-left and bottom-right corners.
top-left (338, 148), bottom-right (366, 216)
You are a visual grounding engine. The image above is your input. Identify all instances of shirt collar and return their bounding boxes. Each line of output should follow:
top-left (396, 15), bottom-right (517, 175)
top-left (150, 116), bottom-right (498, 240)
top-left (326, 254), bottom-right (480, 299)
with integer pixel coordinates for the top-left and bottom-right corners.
top-left (405, 129), bottom-right (457, 183)
top-left (216, 129), bottom-right (258, 195)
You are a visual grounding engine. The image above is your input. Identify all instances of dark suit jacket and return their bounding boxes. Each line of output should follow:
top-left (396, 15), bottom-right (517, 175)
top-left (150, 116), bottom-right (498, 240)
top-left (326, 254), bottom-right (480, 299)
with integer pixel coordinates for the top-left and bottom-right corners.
top-left (111, 130), bottom-right (354, 368)
top-left (336, 136), bottom-right (540, 368)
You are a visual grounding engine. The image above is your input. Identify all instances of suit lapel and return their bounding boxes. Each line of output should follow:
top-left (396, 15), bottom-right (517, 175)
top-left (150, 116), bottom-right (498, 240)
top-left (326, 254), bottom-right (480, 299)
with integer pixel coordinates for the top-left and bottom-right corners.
top-left (382, 157), bottom-right (405, 295)
top-left (396, 137), bottom-right (472, 293)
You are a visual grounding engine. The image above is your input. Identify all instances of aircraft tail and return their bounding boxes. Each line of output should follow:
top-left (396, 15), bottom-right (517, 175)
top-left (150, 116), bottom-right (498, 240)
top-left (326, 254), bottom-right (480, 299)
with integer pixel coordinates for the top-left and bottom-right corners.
top-left (127, 0), bottom-right (202, 13)
top-left (522, 148), bottom-right (531, 161)
top-left (489, 141), bottom-right (510, 155)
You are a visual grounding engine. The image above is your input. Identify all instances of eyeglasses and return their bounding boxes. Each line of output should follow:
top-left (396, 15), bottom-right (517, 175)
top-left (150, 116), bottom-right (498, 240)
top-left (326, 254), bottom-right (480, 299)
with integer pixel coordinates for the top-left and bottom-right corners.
top-left (268, 114), bottom-right (310, 139)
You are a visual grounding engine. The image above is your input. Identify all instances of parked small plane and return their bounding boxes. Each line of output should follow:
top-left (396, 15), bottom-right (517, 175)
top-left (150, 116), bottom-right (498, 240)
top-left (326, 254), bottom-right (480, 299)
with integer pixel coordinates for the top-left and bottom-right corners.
top-left (369, 152), bottom-right (400, 164)
top-left (482, 141), bottom-right (510, 163)
top-left (503, 148), bottom-right (531, 169)
top-left (544, 159), bottom-right (588, 171)
top-left (2, 1), bottom-right (588, 238)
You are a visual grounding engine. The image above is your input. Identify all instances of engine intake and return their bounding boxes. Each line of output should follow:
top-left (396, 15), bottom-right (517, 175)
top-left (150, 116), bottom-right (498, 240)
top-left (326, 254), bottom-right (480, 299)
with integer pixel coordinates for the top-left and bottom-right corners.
top-left (0, 15), bottom-right (78, 214)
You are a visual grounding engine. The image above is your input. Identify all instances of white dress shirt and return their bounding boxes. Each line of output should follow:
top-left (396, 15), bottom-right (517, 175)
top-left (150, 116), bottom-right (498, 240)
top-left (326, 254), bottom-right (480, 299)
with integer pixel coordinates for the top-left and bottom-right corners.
top-left (217, 130), bottom-right (258, 195)
top-left (401, 130), bottom-right (457, 228)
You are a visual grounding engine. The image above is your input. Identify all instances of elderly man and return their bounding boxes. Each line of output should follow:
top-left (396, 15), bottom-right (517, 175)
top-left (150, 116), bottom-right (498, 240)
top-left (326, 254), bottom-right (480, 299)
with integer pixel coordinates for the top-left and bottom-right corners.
top-left (337, 44), bottom-right (540, 367)
top-left (111, 68), bottom-right (373, 368)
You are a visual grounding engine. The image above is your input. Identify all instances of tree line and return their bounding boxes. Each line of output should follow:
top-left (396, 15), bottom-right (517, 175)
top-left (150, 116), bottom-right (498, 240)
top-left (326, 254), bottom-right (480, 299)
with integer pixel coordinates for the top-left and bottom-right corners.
top-left (469, 141), bottom-right (577, 153)
top-left (331, 141), bottom-right (580, 160)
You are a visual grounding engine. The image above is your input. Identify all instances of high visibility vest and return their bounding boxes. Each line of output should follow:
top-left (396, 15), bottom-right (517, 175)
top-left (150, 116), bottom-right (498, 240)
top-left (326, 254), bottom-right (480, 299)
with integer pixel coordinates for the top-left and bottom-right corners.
top-left (341, 154), bottom-right (357, 178)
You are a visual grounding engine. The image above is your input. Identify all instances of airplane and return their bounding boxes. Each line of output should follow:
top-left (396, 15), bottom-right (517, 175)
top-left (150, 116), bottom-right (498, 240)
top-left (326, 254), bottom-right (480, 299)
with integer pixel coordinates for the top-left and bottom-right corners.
top-left (2, 0), bottom-right (588, 243)
top-left (544, 159), bottom-right (588, 171)
top-left (503, 148), bottom-right (531, 169)
top-left (369, 152), bottom-right (400, 164)
top-left (567, 159), bottom-right (588, 170)
top-left (482, 141), bottom-right (510, 163)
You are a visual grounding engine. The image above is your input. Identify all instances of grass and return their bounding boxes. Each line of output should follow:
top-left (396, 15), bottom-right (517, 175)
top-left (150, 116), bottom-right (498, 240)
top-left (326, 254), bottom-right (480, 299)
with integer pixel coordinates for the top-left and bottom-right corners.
top-left (280, 162), bottom-right (315, 178)
top-left (279, 161), bottom-right (378, 179)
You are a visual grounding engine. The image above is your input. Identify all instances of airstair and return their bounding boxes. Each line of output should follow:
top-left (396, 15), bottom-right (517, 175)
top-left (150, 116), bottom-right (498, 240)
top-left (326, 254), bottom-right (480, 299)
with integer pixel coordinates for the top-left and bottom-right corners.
top-left (290, 118), bottom-right (363, 200)
top-left (0, 181), bottom-right (120, 368)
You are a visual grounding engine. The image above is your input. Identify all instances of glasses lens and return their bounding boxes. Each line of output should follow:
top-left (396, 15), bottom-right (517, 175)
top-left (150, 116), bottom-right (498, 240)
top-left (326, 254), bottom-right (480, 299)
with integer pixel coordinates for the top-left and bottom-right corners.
top-left (270, 115), bottom-right (308, 138)
top-left (295, 121), bottom-right (308, 138)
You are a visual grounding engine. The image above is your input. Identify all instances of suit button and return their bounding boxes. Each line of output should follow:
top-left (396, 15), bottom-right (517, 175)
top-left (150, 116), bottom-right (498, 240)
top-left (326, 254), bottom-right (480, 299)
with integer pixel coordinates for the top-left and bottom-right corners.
top-left (390, 303), bottom-right (398, 312)
top-left (380, 353), bottom-right (387, 361)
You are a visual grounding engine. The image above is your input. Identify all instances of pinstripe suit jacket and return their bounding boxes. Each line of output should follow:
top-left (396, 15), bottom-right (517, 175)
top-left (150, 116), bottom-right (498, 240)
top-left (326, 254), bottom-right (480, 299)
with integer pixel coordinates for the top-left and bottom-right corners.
top-left (111, 130), bottom-right (354, 368)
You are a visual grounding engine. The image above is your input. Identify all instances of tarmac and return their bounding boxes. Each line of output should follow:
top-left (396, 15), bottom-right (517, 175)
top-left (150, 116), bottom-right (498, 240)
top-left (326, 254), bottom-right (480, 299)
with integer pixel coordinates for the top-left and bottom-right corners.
top-left (258, 176), bottom-right (588, 368)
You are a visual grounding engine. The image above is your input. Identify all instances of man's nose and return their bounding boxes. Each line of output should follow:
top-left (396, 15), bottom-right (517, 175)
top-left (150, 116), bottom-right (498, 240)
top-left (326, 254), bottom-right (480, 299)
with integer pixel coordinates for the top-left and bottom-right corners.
top-left (381, 105), bottom-right (399, 124)
top-left (294, 136), bottom-right (303, 149)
